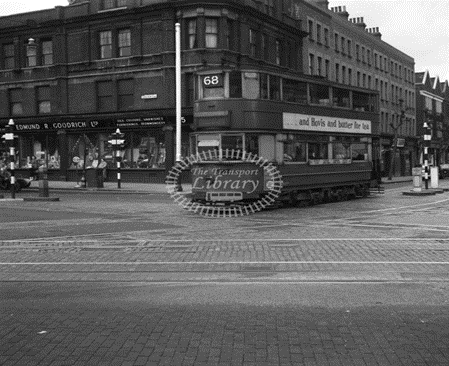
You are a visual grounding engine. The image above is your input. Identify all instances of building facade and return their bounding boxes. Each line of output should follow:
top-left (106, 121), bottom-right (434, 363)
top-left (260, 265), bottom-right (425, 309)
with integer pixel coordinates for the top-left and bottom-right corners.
top-left (1, 0), bottom-right (381, 183)
top-left (415, 70), bottom-right (449, 167)
top-left (302, 0), bottom-right (417, 177)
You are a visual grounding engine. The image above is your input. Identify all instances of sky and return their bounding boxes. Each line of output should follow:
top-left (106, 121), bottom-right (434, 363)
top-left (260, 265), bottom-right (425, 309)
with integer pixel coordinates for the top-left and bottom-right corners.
top-left (0, 0), bottom-right (448, 81)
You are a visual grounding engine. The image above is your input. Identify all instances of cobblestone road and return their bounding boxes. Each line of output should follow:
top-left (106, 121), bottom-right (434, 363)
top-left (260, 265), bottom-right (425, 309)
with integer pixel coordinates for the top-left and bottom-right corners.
top-left (1, 186), bottom-right (449, 365)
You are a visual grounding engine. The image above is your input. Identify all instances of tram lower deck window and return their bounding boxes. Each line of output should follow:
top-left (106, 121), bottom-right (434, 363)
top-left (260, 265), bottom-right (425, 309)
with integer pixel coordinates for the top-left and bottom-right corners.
top-left (308, 142), bottom-right (328, 159)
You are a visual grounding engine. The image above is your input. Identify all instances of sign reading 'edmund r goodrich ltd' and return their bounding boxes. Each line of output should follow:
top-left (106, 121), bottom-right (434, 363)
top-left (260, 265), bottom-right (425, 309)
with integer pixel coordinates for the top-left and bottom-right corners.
top-left (283, 113), bottom-right (372, 134)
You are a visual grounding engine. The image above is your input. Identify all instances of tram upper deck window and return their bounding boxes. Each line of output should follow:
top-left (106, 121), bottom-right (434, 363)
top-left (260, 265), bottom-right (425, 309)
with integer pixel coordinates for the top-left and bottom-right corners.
top-left (353, 91), bottom-right (373, 112)
top-left (201, 74), bottom-right (225, 99)
top-left (309, 83), bottom-right (330, 105)
top-left (333, 88), bottom-right (350, 108)
top-left (283, 79), bottom-right (307, 104)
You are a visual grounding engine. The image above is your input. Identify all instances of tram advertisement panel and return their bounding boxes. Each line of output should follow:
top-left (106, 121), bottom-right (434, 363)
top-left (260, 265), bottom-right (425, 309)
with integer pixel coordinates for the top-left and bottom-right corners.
top-left (191, 163), bottom-right (264, 201)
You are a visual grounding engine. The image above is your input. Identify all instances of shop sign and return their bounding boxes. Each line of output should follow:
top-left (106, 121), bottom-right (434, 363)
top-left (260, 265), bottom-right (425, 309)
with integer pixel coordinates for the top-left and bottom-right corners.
top-left (13, 119), bottom-right (115, 132)
top-left (141, 94), bottom-right (158, 99)
top-left (116, 116), bottom-right (165, 128)
top-left (283, 113), bottom-right (372, 134)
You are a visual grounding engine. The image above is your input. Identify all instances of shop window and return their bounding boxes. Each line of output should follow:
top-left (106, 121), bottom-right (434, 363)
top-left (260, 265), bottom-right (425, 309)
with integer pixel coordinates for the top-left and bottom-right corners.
top-left (3, 43), bottom-right (15, 69)
top-left (118, 29), bottom-right (131, 57)
top-left (282, 79), bottom-right (307, 104)
top-left (99, 31), bottom-right (112, 59)
top-left (9, 89), bottom-right (23, 116)
top-left (21, 133), bottom-right (60, 169)
top-left (332, 87), bottom-right (350, 108)
top-left (37, 86), bottom-right (51, 114)
top-left (186, 19), bottom-right (197, 49)
top-left (284, 135), bottom-right (306, 162)
top-left (205, 18), bottom-right (218, 48)
top-left (68, 133), bottom-right (100, 170)
top-left (309, 83), bottom-right (329, 105)
top-left (229, 71), bottom-right (242, 98)
top-left (97, 81), bottom-right (114, 111)
top-left (118, 79), bottom-right (134, 110)
top-left (41, 40), bottom-right (53, 65)
top-left (126, 132), bottom-right (166, 169)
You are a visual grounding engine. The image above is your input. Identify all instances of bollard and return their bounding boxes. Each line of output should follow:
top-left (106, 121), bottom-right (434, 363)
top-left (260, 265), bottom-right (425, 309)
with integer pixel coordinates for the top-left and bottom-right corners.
top-left (431, 166), bottom-right (439, 189)
top-left (412, 167), bottom-right (422, 192)
top-left (38, 166), bottom-right (49, 197)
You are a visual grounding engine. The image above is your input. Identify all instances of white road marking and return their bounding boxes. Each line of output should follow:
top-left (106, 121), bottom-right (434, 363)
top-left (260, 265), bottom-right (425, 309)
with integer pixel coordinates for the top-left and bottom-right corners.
top-left (1, 238), bottom-right (449, 243)
top-left (1, 261), bottom-right (449, 265)
top-left (362, 197), bottom-right (449, 213)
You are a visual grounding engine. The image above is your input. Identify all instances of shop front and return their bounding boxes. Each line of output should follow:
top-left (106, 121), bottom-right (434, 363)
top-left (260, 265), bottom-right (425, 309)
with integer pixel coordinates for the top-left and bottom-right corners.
top-left (3, 112), bottom-right (193, 183)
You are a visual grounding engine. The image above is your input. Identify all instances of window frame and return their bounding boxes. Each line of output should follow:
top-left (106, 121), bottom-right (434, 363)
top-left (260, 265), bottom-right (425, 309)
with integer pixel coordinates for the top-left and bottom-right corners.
top-left (3, 43), bottom-right (15, 69)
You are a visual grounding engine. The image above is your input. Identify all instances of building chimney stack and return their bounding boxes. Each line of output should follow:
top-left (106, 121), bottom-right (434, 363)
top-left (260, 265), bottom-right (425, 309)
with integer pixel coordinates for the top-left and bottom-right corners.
top-left (331, 5), bottom-right (349, 19)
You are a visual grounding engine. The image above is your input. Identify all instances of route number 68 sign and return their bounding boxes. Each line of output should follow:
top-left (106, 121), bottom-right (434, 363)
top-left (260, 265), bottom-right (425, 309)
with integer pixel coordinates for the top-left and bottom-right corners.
top-left (202, 74), bottom-right (223, 88)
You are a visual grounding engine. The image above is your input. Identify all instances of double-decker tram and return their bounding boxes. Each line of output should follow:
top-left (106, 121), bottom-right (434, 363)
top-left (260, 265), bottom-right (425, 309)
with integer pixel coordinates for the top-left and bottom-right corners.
top-left (189, 70), bottom-right (382, 208)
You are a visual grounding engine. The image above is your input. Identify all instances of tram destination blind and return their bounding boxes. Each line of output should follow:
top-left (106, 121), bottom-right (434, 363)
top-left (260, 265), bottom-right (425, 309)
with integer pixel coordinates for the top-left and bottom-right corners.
top-left (202, 74), bottom-right (223, 88)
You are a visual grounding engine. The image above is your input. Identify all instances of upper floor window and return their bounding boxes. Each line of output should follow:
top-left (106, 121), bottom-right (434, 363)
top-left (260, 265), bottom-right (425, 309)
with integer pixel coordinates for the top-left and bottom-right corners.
top-left (249, 29), bottom-right (257, 57)
top-left (118, 29), bottom-right (131, 57)
top-left (97, 81), bottom-right (114, 111)
top-left (261, 33), bottom-right (268, 61)
top-left (205, 18), bottom-right (218, 48)
top-left (316, 24), bottom-right (321, 43)
top-left (37, 86), bottom-right (51, 114)
top-left (187, 19), bottom-right (197, 49)
top-left (103, 0), bottom-right (127, 10)
top-left (118, 79), bottom-right (134, 110)
top-left (26, 42), bottom-right (37, 67)
top-left (334, 33), bottom-right (339, 51)
top-left (3, 44), bottom-right (15, 69)
top-left (308, 20), bottom-right (314, 40)
top-left (324, 28), bottom-right (329, 47)
top-left (41, 40), bottom-right (53, 65)
top-left (9, 89), bottom-right (23, 116)
top-left (99, 31), bottom-right (112, 59)
top-left (226, 19), bottom-right (235, 50)
top-left (275, 39), bottom-right (282, 65)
